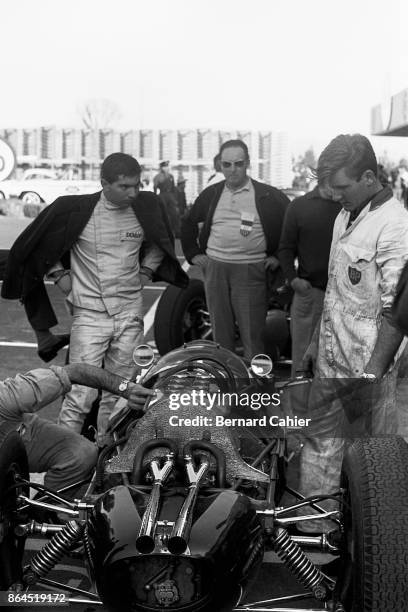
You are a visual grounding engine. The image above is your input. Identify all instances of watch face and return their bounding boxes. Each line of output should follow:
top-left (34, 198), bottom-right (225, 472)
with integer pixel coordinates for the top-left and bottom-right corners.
top-left (119, 380), bottom-right (128, 392)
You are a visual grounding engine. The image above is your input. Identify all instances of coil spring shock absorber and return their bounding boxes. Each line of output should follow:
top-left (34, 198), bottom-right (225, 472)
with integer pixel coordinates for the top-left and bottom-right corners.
top-left (24, 521), bottom-right (85, 584)
top-left (272, 528), bottom-right (332, 601)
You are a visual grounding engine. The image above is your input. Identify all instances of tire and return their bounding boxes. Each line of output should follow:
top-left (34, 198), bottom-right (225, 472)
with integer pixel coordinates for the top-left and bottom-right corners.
top-left (0, 429), bottom-right (29, 589)
top-left (154, 279), bottom-right (212, 355)
top-left (20, 191), bottom-right (42, 205)
top-left (339, 436), bottom-right (408, 611)
top-left (264, 309), bottom-right (290, 361)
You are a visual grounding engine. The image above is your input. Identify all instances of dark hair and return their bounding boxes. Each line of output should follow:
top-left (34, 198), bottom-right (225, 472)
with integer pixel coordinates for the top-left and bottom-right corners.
top-left (213, 153), bottom-right (221, 171)
top-left (219, 139), bottom-right (250, 161)
top-left (316, 134), bottom-right (377, 185)
top-left (101, 153), bottom-right (141, 183)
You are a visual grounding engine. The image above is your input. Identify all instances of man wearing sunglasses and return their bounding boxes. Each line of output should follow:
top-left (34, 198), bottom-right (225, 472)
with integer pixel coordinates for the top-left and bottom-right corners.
top-left (181, 139), bottom-right (289, 359)
top-left (2, 153), bottom-right (188, 445)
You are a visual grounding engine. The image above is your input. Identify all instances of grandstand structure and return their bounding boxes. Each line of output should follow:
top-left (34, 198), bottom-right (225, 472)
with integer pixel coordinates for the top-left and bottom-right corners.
top-left (0, 126), bottom-right (291, 201)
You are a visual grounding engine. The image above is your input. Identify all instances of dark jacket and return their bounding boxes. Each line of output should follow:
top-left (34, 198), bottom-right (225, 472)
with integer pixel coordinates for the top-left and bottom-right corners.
top-left (1, 191), bottom-right (189, 327)
top-left (180, 179), bottom-right (289, 264)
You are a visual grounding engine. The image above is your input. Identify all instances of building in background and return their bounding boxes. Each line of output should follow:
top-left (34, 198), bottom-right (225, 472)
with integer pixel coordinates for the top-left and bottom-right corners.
top-left (371, 88), bottom-right (408, 137)
top-left (0, 127), bottom-right (291, 202)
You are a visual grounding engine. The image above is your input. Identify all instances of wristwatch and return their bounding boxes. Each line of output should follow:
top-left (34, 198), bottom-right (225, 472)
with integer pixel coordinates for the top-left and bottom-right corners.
top-left (360, 372), bottom-right (378, 381)
top-left (118, 379), bottom-right (131, 395)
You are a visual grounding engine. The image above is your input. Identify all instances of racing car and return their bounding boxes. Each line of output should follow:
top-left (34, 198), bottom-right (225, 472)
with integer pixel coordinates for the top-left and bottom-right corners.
top-left (1, 340), bottom-right (407, 611)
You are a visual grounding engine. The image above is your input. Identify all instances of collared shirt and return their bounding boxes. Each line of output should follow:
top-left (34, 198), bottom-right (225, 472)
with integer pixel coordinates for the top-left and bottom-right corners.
top-left (0, 366), bottom-right (71, 430)
top-left (206, 180), bottom-right (266, 263)
top-left (68, 192), bottom-right (163, 315)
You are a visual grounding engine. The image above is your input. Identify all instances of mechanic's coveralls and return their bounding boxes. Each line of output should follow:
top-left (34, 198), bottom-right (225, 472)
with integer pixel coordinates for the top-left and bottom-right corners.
top-left (298, 191), bottom-right (408, 531)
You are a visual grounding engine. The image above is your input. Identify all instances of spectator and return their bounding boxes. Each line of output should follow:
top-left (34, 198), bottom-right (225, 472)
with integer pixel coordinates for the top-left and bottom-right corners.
top-left (176, 176), bottom-right (188, 219)
top-left (278, 185), bottom-right (341, 383)
top-left (378, 163), bottom-right (390, 188)
top-left (181, 139), bottom-right (289, 358)
top-left (299, 134), bottom-right (408, 532)
top-left (153, 161), bottom-right (180, 235)
top-left (207, 153), bottom-right (225, 187)
top-left (2, 153), bottom-right (188, 445)
top-left (0, 363), bottom-right (153, 494)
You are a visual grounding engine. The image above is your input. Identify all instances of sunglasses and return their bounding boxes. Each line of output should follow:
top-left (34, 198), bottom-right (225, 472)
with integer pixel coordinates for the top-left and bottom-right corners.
top-left (220, 160), bottom-right (246, 169)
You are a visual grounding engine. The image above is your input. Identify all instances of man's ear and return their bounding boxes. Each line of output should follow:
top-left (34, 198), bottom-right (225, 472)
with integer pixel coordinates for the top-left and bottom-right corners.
top-left (363, 169), bottom-right (376, 186)
top-left (101, 178), bottom-right (109, 189)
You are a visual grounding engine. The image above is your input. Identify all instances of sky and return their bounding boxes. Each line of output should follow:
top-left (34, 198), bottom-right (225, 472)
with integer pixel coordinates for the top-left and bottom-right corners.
top-left (1, 0), bottom-right (408, 161)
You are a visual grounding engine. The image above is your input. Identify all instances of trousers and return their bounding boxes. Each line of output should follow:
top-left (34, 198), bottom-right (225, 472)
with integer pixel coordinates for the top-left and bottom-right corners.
top-left (287, 287), bottom-right (325, 416)
top-left (24, 417), bottom-right (97, 494)
top-left (204, 258), bottom-right (267, 360)
top-left (297, 369), bottom-right (399, 532)
top-left (58, 305), bottom-right (144, 445)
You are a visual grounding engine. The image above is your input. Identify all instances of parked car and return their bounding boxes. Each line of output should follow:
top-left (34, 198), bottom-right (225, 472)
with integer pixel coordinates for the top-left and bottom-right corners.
top-left (0, 168), bottom-right (100, 205)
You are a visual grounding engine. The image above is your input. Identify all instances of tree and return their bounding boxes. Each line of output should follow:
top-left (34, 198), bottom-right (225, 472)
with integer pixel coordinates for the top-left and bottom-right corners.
top-left (292, 147), bottom-right (316, 191)
top-left (77, 99), bottom-right (122, 131)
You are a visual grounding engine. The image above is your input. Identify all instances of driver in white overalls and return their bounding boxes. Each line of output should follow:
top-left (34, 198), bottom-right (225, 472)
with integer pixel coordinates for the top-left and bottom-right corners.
top-left (298, 134), bottom-right (408, 532)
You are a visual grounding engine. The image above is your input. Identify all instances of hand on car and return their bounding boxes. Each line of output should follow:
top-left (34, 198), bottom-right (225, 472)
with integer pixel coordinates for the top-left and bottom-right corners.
top-left (127, 383), bottom-right (156, 411)
top-left (291, 278), bottom-right (312, 295)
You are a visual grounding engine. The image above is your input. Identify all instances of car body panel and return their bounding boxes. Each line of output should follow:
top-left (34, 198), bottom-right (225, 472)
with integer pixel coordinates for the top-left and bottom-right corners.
top-left (0, 168), bottom-right (100, 203)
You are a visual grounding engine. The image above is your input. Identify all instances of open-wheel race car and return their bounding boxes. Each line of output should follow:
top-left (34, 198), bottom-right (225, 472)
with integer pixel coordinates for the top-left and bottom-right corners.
top-left (1, 340), bottom-right (408, 611)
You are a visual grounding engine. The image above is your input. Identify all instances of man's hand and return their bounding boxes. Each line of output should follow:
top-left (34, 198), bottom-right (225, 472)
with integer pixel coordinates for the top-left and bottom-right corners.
top-left (140, 272), bottom-right (150, 288)
top-left (302, 338), bottom-right (318, 376)
top-left (264, 255), bottom-right (280, 271)
top-left (301, 316), bottom-right (322, 376)
top-left (140, 266), bottom-right (153, 288)
top-left (126, 383), bottom-right (155, 411)
top-left (337, 377), bottom-right (378, 427)
top-left (192, 254), bottom-right (209, 267)
top-left (291, 278), bottom-right (312, 295)
top-left (363, 317), bottom-right (405, 378)
top-left (64, 364), bottom-right (156, 411)
top-left (55, 272), bottom-right (72, 297)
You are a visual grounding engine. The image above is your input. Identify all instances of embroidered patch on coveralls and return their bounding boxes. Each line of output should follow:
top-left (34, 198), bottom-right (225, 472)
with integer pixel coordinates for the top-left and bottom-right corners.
top-left (348, 266), bottom-right (361, 285)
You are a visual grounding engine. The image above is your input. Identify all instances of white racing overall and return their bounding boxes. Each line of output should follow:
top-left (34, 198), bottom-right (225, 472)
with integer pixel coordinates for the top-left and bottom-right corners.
top-left (298, 193), bottom-right (408, 531)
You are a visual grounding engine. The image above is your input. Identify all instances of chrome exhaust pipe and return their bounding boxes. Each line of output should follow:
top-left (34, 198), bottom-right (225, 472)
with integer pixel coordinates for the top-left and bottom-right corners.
top-left (167, 454), bottom-right (209, 555)
top-left (135, 452), bottom-right (175, 554)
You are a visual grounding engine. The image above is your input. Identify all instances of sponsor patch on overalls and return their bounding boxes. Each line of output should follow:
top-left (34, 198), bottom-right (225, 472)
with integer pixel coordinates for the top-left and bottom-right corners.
top-left (120, 229), bottom-right (143, 240)
top-left (348, 266), bottom-right (361, 285)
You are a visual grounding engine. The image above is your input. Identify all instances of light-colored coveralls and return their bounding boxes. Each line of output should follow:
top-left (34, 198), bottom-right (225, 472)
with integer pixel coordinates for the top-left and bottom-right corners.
top-left (57, 193), bottom-right (163, 445)
top-left (298, 192), bottom-right (408, 530)
top-left (0, 366), bottom-right (97, 492)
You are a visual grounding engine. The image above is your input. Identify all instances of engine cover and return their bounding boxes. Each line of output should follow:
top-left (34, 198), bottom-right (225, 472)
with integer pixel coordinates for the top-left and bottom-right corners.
top-left (88, 485), bottom-right (264, 611)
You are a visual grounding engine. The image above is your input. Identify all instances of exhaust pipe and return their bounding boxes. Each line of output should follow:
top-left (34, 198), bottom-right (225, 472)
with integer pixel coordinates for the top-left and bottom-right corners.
top-left (167, 453), bottom-right (209, 555)
top-left (135, 452), bottom-right (175, 554)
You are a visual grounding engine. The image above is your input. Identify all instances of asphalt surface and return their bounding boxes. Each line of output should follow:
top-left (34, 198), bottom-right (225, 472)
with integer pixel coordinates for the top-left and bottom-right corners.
top-left (0, 215), bottom-right (327, 612)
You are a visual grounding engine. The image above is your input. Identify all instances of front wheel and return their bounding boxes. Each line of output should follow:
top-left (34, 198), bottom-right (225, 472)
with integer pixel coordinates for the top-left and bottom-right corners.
top-left (154, 280), bottom-right (212, 355)
top-left (339, 436), bottom-right (408, 611)
top-left (20, 191), bottom-right (42, 205)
